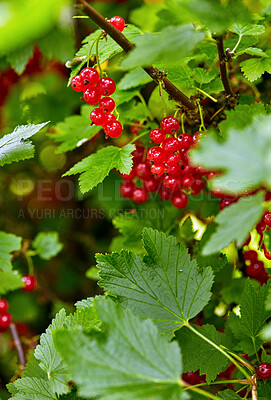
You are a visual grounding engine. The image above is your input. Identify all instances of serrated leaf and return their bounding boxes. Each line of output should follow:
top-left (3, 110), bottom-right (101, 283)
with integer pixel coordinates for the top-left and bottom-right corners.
top-left (97, 228), bottom-right (214, 337)
top-left (112, 88), bottom-right (140, 107)
top-left (37, 26), bottom-right (75, 63)
top-left (177, 324), bottom-right (231, 383)
top-left (32, 232), bottom-right (63, 260)
top-left (221, 278), bottom-right (247, 305)
top-left (201, 192), bottom-right (264, 255)
top-left (6, 43), bottom-right (34, 74)
top-left (201, 77), bottom-right (224, 94)
top-left (121, 24), bottom-right (205, 69)
top-left (245, 47), bottom-right (267, 57)
top-left (0, 271), bottom-right (23, 294)
top-left (240, 57), bottom-right (271, 81)
top-left (217, 390), bottom-right (242, 399)
top-left (192, 68), bottom-right (217, 86)
top-left (166, 65), bottom-right (194, 88)
top-left (0, 122), bottom-right (49, 166)
top-left (0, 231), bottom-right (21, 272)
top-left (230, 23), bottom-right (265, 36)
top-left (219, 103), bottom-right (267, 133)
top-left (118, 68), bottom-right (152, 90)
top-left (49, 105), bottom-right (100, 153)
top-left (54, 297), bottom-right (187, 400)
top-left (64, 144), bottom-right (135, 194)
top-left (227, 279), bottom-right (271, 355)
top-left (191, 114), bottom-right (271, 193)
top-left (10, 377), bottom-right (57, 400)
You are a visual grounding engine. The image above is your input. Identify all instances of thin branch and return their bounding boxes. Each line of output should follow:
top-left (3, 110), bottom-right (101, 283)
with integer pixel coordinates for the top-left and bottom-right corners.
top-left (10, 323), bottom-right (26, 368)
top-left (215, 36), bottom-right (237, 108)
top-left (76, 0), bottom-right (197, 111)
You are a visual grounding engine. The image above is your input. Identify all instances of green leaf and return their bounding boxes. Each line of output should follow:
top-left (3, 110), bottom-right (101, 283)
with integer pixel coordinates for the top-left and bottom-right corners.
top-left (64, 144), bottom-right (135, 194)
top-left (37, 26), bottom-right (75, 63)
top-left (97, 228), bottom-right (214, 336)
top-left (191, 114), bottom-right (271, 193)
top-left (221, 278), bottom-right (247, 305)
top-left (0, 122), bottom-right (49, 166)
top-left (219, 103), bottom-right (267, 133)
top-left (54, 297), bottom-right (187, 400)
top-left (230, 23), bottom-right (265, 36)
top-left (118, 68), bottom-right (152, 90)
top-left (245, 47), bottom-right (267, 57)
top-left (201, 192), bottom-right (264, 255)
top-left (240, 57), bottom-right (271, 81)
top-left (227, 279), bottom-right (271, 355)
top-left (217, 390), bottom-right (242, 399)
top-left (9, 377), bottom-right (58, 400)
top-left (129, 2), bottom-right (165, 32)
top-left (192, 68), bottom-right (217, 86)
top-left (6, 43), bottom-right (34, 74)
top-left (49, 105), bottom-right (100, 153)
top-left (0, 271), bottom-right (23, 295)
top-left (32, 232), bottom-right (63, 260)
top-left (0, 231), bottom-right (21, 272)
top-left (177, 324), bottom-right (231, 383)
top-left (112, 88), bottom-right (140, 107)
top-left (121, 24), bottom-right (205, 69)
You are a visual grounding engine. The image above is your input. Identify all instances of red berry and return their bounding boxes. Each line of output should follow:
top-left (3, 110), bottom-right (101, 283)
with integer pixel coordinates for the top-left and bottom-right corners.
top-left (162, 137), bottom-right (180, 153)
top-left (109, 16), bottom-right (125, 32)
top-left (143, 179), bottom-right (159, 193)
top-left (165, 153), bottom-right (181, 167)
top-left (193, 131), bottom-right (205, 147)
top-left (178, 133), bottom-right (193, 150)
top-left (90, 108), bottom-right (107, 126)
top-left (135, 162), bottom-right (152, 180)
top-left (264, 212), bottom-right (271, 227)
top-left (132, 188), bottom-right (148, 204)
top-left (160, 116), bottom-right (179, 135)
top-left (102, 113), bottom-right (116, 126)
top-left (104, 120), bottom-right (122, 138)
top-left (257, 220), bottom-right (267, 235)
top-left (80, 67), bottom-right (99, 88)
top-left (163, 176), bottom-right (181, 192)
top-left (150, 129), bottom-right (166, 144)
top-left (97, 77), bottom-right (116, 96)
top-left (22, 275), bottom-right (37, 292)
top-left (0, 299), bottom-right (9, 313)
top-left (71, 75), bottom-right (84, 92)
top-left (132, 145), bottom-right (144, 165)
top-left (83, 87), bottom-right (101, 105)
top-left (211, 188), bottom-right (224, 198)
top-left (151, 164), bottom-right (165, 177)
top-left (166, 164), bottom-right (182, 178)
top-left (191, 176), bottom-right (206, 195)
top-left (99, 96), bottom-right (115, 113)
top-left (130, 121), bottom-right (143, 135)
top-left (182, 370), bottom-right (204, 385)
top-left (263, 244), bottom-right (271, 261)
top-left (147, 147), bottom-right (165, 164)
top-left (0, 312), bottom-right (11, 332)
top-left (257, 363), bottom-right (271, 379)
top-left (172, 192), bottom-right (188, 209)
top-left (181, 175), bottom-right (195, 187)
top-left (246, 260), bottom-right (265, 278)
top-left (120, 181), bottom-right (136, 198)
top-left (159, 186), bottom-right (173, 200)
top-left (244, 250), bottom-right (258, 262)
top-left (121, 168), bottom-right (136, 181)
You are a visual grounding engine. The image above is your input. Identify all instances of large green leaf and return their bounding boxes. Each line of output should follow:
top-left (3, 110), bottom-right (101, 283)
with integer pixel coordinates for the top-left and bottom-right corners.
top-left (97, 228), bottom-right (214, 337)
top-left (0, 231), bottom-right (21, 272)
top-left (54, 297), bottom-right (187, 400)
top-left (64, 144), bottom-right (135, 193)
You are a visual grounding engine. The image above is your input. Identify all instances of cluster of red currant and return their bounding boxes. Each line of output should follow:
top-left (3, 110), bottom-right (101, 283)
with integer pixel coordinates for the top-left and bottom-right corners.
top-left (0, 275), bottom-right (36, 333)
top-left (120, 116), bottom-right (207, 207)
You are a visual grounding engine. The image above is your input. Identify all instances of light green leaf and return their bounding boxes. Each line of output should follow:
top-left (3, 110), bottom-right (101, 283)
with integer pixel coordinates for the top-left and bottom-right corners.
top-left (219, 103), bottom-right (267, 133)
top-left (37, 26), bottom-right (75, 63)
top-left (191, 115), bottom-right (271, 193)
top-left (97, 228), bottom-right (214, 336)
top-left (54, 297), bottom-right (187, 400)
top-left (0, 122), bottom-right (49, 166)
top-left (32, 232), bottom-right (63, 260)
top-left (121, 24), bottom-right (205, 69)
top-left (192, 68), bottom-right (217, 86)
top-left (231, 23), bottom-right (265, 36)
top-left (217, 390), bottom-right (242, 399)
top-left (0, 231), bottom-right (21, 272)
top-left (202, 192), bottom-right (264, 255)
top-left (6, 43), bottom-right (34, 74)
top-left (245, 47), bottom-right (267, 57)
top-left (9, 377), bottom-right (58, 400)
top-left (240, 57), bottom-right (271, 81)
top-left (0, 271), bottom-right (23, 294)
top-left (118, 68), bottom-right (152, 90)
top-left (64, 144), bottom-right (135, 193)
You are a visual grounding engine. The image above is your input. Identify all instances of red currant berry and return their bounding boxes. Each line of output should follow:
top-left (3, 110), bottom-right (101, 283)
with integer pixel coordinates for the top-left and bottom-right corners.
top-left (178, 133), bottom-right (193, 150)
top-left (0, 312), bottom-right (11, 332)
top-left (219, 196), bottom-right (236, 210)
top-left (132, 145), bottom-right (144, 165)
top-left (264, 212), bottom-right (271, 227)
top-left (130, 121), bottom-right (143, 135)
top-left (211, 189), bottom-right (224, 198)
top-left (163, 176), bottom-right (181, 192)
top-left (121, 168), bottom-right (136, 181)
top-left (99, 96), bottom-right (115, 113)
top-left (0, 299), bottom-right (9, 313)
top-left (80, 67), bottom-right (99, 88)
top-left (150, 129), bottom-right (166, 144)
top-left (83, 87), bottom-right (101, 105)
top-left (257, 363), bottom-right (271, 380)
top-left (147, 147), bottom-right (165, 164)
top-left (109, 16), bottom-right (125, 32)
top-left (263, 244), bottom-right (271, 261)
top-left (244, 250), bottom-right (258, 262)
top-left (102, 113), bottom-right (116, 126)
top-left (172, 191), bottom-right (189, 209)
top-left (97, 77), bottom-right (116, 96)
top-left (182, 371), bottom-right (203, 385)
top-left (160, 116), bottom-right (179, 135)
top-left (180, 163), bottom-right (193, 176)
top-left (246, 260), bottom-right (265, 278)
top-left (143, 179), bottom-right (159, 193)
top-left (181, 175), bottom-right (195, 187)
top-left (162, 137), bottom-right (180, 153)
top-left (165, 153), bottom-right (181, 167)
top-left (151, 164), bottom-right (165, 177)
top-left (135, 162), bottom-right (152, 180)
top-left (104, 120), bottom-right (122, 138)
top-left (132, 188), bottom-right (148, 204)
top-left (256, 220), bottom-right (267, 235)
top-left (90, 108), bottom-right (107, 126)
top-left (159, 186), bottom-right (173, 200)
top-left (22, 275), bottom-right (37, 292)
top-left (193, 131), bottom-right (205, 147)
top-left (120, 181), bottom-right (136, 198)
top-left (191, 177), bottom-right (206, 195)
top-left (166, 164), bottom-right (182, 178)
top-left (71, 75), bottom-right (84, 92)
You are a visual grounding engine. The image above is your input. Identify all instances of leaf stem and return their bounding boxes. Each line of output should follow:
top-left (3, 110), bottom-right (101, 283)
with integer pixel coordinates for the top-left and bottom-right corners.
top-left (231, 34), bottom-right (242, 54)
top-left (129, 130), bottom-right (150, 144)
top-left (196, 87), bottom-right (217, 103)
top-left (185, 322), bottom-right (252, 381)
top-left (180, 379), bottom-right (223, 400)
top-left (221, 347), bottom-right (254, 373)
top-left (197, 100), bottom-right (207, 132)
top-left (95, 32), bottom-right (103, 75)
top-left (183, 378), bottom-right (250, 390)
top-left (10, 323), bottom-right (25, 368)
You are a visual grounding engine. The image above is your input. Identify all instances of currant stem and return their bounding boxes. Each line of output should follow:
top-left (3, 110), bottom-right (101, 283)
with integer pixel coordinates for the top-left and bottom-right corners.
top-left (185, 322), bottom-right (252, 381)
top-left (197, 100), bottom-right (207, 132)
top-left (180, 114), bottom-right (185, 134)
top-left (129, 130), bottom-right (150, 144)
top-left (180, 379), bottom-right (223, 400)
top-left (95, 33), bottom-right (103, 76)
top-left (221, 347), bottom-right (254, 373)
top-left (10, 323), bottom-right (25, 368)
top-left (183, 378), bottom-right (250, 390)
top-left (76, 0), bottom-right (197, 111)
top-left (196, 87), bottom-right (217, 103)
top-left (231, 34), bottom-right (242, 54)
top-left (86, 37), bottom-right (97, 68)
top-left (252, 337), bottom-right (261, 364)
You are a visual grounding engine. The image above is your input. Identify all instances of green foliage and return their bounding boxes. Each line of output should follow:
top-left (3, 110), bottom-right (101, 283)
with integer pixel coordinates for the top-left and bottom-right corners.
top-left (118, 68), bottom-right (152, 90)
top-left (0, 122), bottom-right (49, 166)
top-left (240, 49), bottom-right (271, 82)
top-left (64, 144), bottom-right (135, 193)
top-left (97, 228), bottom-right (214, 337)
top-left (32, 232), bottom-right (63, 260)
top-left (0, 231), bottom-right (21, 272)
top-left (0, 271), bottom-right (23, 295)
top-left (54, 297), bottom-right (187, 400)
top-left (6, 44), bottom-right (34, 74)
